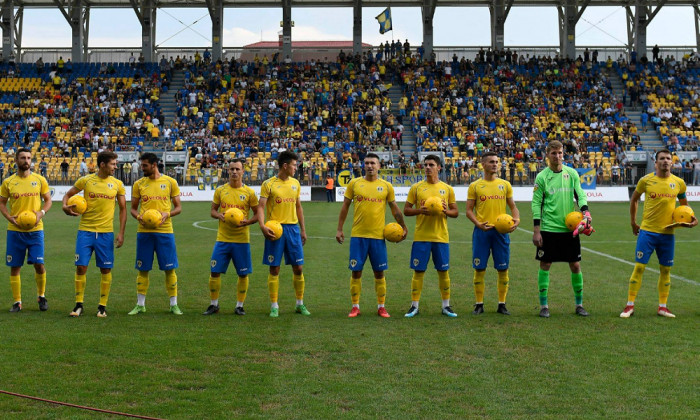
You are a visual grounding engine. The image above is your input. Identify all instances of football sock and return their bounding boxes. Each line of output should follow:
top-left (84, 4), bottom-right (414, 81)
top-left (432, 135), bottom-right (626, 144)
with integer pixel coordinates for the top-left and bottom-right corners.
top-left (473, 270), bottom-right (485, 303)
top-left (237, 276), bottom-right (249, 304)
top-left (74, 274), bottom-right (86, 303)
top-left (267, 274), bottom-right (279, 303)
top-left (35, 272), bottom-right (46, 297)
top-left (411, 271), bottom-right (425, 301)
top-left (137, 293), bottom-right (146, 306)
top-left (236, 301), bottom-right (243, 308)
top-left (350, 276), bottom-right (362, 305)
top-left (293, 273), bottom-right (305, 300)
top-left (437, 270), bottom-right (450, 301)
top-left (375, 277), bottom-right (386, 305)
top-left (209, 276), bottom-right (221, 301)
top-left (538, 269), bottom-right (550, 306)
top-left (211, 299), bottom-right (219, 306)
top-left (10, 275), bottom-right (21, 303)
top-left (571, 272), bottom-right (583, 306)
top-left (170, 296), bottom-right (177, 306)
top-left (136, 271), bottom-right (149, 295)
top-left (658, 265), bottom-right (671, 305)
top-left (441, 299), bottom-right (450, 308)
top-left (165, 270), bottom-right (178, 298)
top-left (99, 272), bottom-right (112, 306)
top-left (497, 270), bottom-right (509, 303)
top-left (627, 263), bottom-right (645, 303)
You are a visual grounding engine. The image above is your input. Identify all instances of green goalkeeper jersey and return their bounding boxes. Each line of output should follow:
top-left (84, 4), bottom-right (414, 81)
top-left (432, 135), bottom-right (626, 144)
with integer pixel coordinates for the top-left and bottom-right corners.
top-left (531, 165), bottom-right (588, 232)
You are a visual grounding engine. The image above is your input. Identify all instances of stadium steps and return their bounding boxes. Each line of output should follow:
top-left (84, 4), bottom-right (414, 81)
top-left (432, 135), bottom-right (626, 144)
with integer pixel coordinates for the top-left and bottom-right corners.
top-left (161, 70), bottom-right (185, 126)
top-left (387, 85), bottom-right (416, 154)
top-left (609, 69), bottom-right (664, 150)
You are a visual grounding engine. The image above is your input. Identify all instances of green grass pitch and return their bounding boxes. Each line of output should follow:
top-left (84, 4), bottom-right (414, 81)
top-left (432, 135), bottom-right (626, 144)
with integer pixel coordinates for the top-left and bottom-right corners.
top-left (0, 201), bottom-right (698, 419)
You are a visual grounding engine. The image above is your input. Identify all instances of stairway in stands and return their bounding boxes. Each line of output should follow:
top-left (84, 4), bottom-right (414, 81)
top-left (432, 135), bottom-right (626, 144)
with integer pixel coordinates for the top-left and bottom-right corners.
top-left (608, 69), bottom-right (664, 150)
top-left (161, 70), bottom-right (185, 126)
top-left (387, 84), bottom-right (416, 155)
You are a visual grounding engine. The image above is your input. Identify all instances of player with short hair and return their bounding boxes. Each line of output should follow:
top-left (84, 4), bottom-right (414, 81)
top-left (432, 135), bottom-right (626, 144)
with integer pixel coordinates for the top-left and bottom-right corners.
top-left (403, 155), bottom-right (460, 318)
top-left (128, 152), bottom-right (183, 315)
top-left (204, 159), bottom-right (259, 316)
top-left (63, 151), bottom-right (127, 317)
top-left (257, 150), bottom-right (309, 318)
top-left (620, 149), bottom-right (697, 318)
top-left (336, 153), bottom-right (407, 318)
top-left (466, 151), bottom-right (520, 315)
top-left (532, 140), bottom-right (591, 318)
top-left (0, 148), bottom-right (52, 312)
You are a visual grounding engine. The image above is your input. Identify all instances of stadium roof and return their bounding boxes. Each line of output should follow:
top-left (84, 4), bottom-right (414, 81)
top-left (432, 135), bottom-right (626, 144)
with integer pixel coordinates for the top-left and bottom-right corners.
top-left (244, 41), bottom-right (372, 48)
top-left (12, 0), bottom-right (696, 8)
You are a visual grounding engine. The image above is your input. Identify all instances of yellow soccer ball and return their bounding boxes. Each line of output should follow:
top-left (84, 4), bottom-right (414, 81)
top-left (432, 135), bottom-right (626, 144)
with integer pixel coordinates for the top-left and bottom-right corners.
top-left (16, 210), bottom-right (37, 230)
top-left (672, 205), bottom-right (695, 224)
top-left (383, 222), bottom-right (404, 243)
top-left (265, 220), bottom-right (283, 240)
top-left (494, 214), bottom-right (514, 234)
top-left (67, 195), bottom-right (87, 215)
top-left (224, 208), bottom-right (245, 226)
top-left (424, 196), bottom-right (444, 215)
top-left (565, 211), bottom-right (584, 231)
top-left (141, 209), bottom-right (163, 229)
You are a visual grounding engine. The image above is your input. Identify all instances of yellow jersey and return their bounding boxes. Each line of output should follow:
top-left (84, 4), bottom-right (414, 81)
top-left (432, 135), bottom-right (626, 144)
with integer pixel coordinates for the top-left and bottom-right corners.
top-left (407, 180), bottom-right (456, 243)
top-left (467, 178), bottom-right (513, 225)
top-left (0, 172), bottom-right (50, 232)
top-left (213, 184), bottom-right (259, 243)
top-left (344, 178), bottom-right (395, 239)
top-left (74, 174), bottom-right (126, 232)
top-left (636, 173), bottom-right (687, 234)
top-left (260, 176), bottom-right (300, 225)
top-left (132, 175), bottom-right (180, 233)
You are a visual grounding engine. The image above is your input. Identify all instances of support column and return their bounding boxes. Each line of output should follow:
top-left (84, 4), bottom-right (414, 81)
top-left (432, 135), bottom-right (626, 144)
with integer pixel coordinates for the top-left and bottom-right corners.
top-left (281, 0), bottom-right (292, 61)
top-left (695, 4), bottom-right (700, 53)
top-left (558, 0), bottom-right (590, 60)
top-left (206, 0), bottom-right (223, 61)
top-left (634, 2), bottom-right (648, 59)
top-left (422, 0), bottom-right (436, 60)
top-left (141, 0), bottom-right (155, 62)
top-left (352, 0), bottom-right (362, 55)
top-left (489, 0), bottom-right (505, 51)
top-left (1, 0), bottom-right (14, 62)
top-left (70, 0), bottom-right (83, 62)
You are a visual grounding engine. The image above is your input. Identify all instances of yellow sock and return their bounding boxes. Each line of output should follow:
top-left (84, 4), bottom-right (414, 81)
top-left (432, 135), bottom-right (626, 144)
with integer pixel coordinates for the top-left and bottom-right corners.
top-left (237, 276), bottom-right (249, 303)
top-left (74, 274), bottom-right (86, 303)
top-left (411, 271), bottom-right (425, 301)
top-left (209, 276), bottom-right (221, 301)
top-left (437, 271), bottom-right (450, 300)
top-left (658, 265), bottom-right (671, 305)
top-left (35, 272), bottom-right (46, 296)
top-left (165, 270), bottom-right (178, 297)
top-left (350, 277), bottom-right (362, 305)
top-left (497, 270), bottom-right (509, 303)
top-left (136, 271), bottom-right (150, 295)
top-left (375, 277), bottom-right (386, 305)
top-left (293, 274), bottom-right (305, 300)
top-left (627, 263), bottom-right (645, 303)
top-left (268, 274), bottom-right (279, 303)
top-left (473, 270), bottom-right (486, 303)
top-left (99, 273), bottom-right (112, 306)
top-left (10, 275), bottom-right (21, 302)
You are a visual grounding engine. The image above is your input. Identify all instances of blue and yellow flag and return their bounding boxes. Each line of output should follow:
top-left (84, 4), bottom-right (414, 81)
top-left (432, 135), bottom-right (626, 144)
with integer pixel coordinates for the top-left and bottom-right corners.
top-left (576, 167), bottom-right (597, 190)
top-left (375, 8), bottom-right (392, 34)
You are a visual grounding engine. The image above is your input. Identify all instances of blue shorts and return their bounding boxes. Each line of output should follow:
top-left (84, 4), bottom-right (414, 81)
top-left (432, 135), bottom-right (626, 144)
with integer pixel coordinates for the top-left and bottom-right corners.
top-left (135, 232), bottom-right (179, 271)
top-left (635, 230), bottom-right (675, 266)
top-left (75, 230), bottom-right (114, 268)
top-left (210, 242), bottom-right (253, 276)
top-left (410, 241), bottom-right (450, 271)
top-left (349, 237), bottom-right (388, 272)
top-left (472, 227), bottom-right (510, 270)
top-left (263, 224), bottom-right (304, 266)
top-left (5, 230), bottom-right (44, 267)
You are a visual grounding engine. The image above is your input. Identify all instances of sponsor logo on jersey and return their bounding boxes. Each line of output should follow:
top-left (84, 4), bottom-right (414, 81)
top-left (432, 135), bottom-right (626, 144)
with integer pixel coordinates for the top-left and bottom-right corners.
top-left (88, 192), bottom-right (116, 200)
top-left (479, 194), bottom-right (505, 201)
top-left (355, 195), bottom-right (383, 203)
top-left (275, 197), bottom-right (296, 204)
top-left (12, 192), bottom-right (39, 199)
top-left (141, 195), bottom-right (170, 203)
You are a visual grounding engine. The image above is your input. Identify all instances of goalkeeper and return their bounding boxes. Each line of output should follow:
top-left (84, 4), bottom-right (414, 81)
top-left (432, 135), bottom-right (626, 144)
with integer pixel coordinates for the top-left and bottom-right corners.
top-left (531, 141), bottom-right (591, 318)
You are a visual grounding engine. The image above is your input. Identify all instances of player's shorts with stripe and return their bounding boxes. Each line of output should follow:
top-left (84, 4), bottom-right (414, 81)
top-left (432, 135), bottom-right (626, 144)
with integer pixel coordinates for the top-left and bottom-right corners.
top-left (472, 227), bottom-right (510, 270)
top-left (535, 231), bottom-right (581, 263)
top-left (410, 241), bottom-right (450, 271)
top-left (75, 230), bottom-right (114, 268)
top-left (5, 230), bottom-right (44, 267)
top-left (263, 224), bottom-right (304, 266)
top-left (635, 229), bottom-right (674, 266)
top-left (135, 232), bottom-right (179, 271)
top-left (210, 242), bottom-right (253, 275)
top-left (348, 237), bottom-right (388, 272)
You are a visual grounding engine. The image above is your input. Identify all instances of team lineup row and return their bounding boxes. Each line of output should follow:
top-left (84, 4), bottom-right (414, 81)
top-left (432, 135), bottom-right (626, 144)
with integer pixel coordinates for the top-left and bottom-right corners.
top-left (0, 144), bottom-right (696, 319)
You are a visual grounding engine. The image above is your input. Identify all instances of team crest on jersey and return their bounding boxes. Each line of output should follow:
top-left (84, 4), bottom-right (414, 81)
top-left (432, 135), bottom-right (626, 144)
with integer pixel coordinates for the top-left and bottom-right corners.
top-left (637, 251), bottom-right (643, 259)
top-left (160, 184), bottom-right (166, 190)
top-left (137, 260), bottom-right (143, 268)
top-left (669, 183), bottom-right (676, 190)
top-left (473, 258), bottom-right (480, 266)
top-left (350, 259), bottom-right (357, 268)
top-left (108, 183), bottom-right (114, 189)
top-left (6, 255), bottom-right (11, 263)
top-left (563, 173), bottom-right (569, 179)
top-left (239, 195), bottom-right (246, 201)
top-left (75, 254), bottom-right (80, 262)
top-left (31, 181), bottom-right (37, 187)
top-left (377, 186), bottom-right (383, 192)
top-left (267, 255), bottom-right (275, 263)
top-left (291, 185), bottom-right (297, 190)
top-left (211, 260), bottom-right (217, 268)
top-left (537, 250), bottom-right (544, 258)
top-left (413, 258), bottom-right (419, 266)
top-left (498, 185), bottom-right (505, 191)
top-left (533, 185), bottom-right (539, 192)
top-left (439, 189), bottom-right (445, 195)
